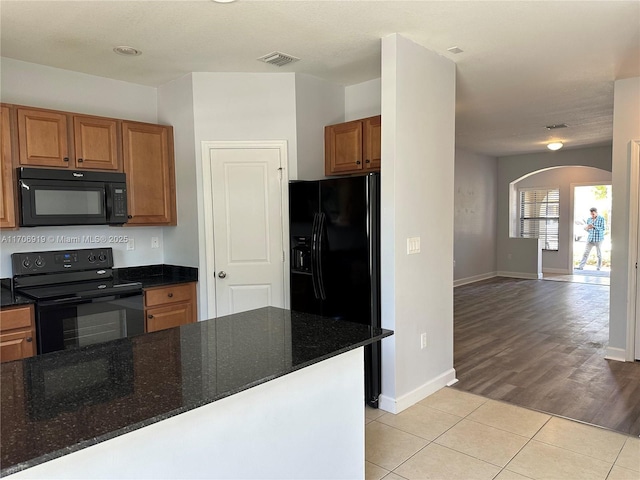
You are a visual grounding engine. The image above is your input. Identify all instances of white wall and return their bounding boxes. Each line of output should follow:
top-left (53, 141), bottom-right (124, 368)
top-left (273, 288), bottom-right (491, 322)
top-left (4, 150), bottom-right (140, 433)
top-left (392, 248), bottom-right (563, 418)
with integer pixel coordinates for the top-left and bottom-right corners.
top-left (157, 74), bottom-right (199, 270)
top-left (0, 58), bottom-right (165, 276)
top-left (516, 166), bottom-right (611, 273)
top-left (0, 58), bottom-right (157, 122)
top-left (380, 34), bottom-right (456, 412)
top-left (610, 76), bottom-right (640, 356)
top-left (345, 78), bottom-right (382, 121)
top-left (294, 73), bottom-right (344, 180)
top-left (454, 149), bottom-right (498, 284)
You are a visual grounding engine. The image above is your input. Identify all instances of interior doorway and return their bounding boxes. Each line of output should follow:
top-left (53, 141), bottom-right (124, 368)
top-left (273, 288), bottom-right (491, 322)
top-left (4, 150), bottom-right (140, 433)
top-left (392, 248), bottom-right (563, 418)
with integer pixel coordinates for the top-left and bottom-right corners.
top-left (572, 184), bottom-right (612, 274)
top-left (201, 140), bottom-right (290, 319)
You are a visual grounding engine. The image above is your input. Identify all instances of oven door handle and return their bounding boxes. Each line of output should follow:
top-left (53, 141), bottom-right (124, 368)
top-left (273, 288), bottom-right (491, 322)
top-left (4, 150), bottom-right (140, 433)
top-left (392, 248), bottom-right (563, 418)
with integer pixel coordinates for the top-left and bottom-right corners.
top-left (38, 289), bottom-right (142, 306)
top-left (38, 296), bottom-right (85, 307)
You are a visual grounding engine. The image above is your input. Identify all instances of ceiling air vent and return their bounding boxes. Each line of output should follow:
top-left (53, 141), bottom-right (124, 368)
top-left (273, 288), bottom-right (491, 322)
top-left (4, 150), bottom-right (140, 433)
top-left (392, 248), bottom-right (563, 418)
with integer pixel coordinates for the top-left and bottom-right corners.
top-left (257, 51), bottom-right (300, 67)
top-left (545, 123), bottom-right (568, 130)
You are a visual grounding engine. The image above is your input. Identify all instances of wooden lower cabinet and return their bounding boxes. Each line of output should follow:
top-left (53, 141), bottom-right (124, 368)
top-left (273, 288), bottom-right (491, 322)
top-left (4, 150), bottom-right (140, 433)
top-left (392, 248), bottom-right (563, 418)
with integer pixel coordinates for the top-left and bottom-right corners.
top-left (144, 282), bottom-right (197, 333)
top-left (0, 305), bottom-right (36, 363)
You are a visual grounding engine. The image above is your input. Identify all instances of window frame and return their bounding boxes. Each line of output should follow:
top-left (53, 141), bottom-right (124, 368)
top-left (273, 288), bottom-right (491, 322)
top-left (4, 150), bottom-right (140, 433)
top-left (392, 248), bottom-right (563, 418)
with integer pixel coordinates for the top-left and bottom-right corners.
top-left (518, 187), bottom-right (560, 251)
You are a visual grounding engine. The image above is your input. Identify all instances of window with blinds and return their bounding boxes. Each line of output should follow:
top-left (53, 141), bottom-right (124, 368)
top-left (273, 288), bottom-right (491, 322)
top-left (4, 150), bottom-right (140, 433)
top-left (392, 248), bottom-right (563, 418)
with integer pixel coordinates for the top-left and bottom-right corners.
top-left (519, 188), bottom-right (560, 251)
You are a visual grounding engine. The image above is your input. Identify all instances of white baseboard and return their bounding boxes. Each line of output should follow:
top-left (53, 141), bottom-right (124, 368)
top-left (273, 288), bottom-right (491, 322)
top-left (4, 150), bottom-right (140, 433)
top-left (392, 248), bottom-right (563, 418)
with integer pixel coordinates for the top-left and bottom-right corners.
top-left (605, 347), bottom-right (626, 362)
top-left (543, 268), bottom-right (571, 274)
top-left (497, 271), bottom-right (542, 280)
top-left (378, 368), bottom-right (457, 414)
top-left (454, 272), bottom-right (497, 287)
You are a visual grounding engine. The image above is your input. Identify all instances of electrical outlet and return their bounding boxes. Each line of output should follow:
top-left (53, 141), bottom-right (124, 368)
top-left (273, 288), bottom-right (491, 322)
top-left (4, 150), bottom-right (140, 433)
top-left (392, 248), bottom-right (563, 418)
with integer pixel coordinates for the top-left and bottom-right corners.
top-left (420, 333), bottom-right (427, 349)
top-left (126, 238), bottom-right (135, 251)
top-left (151, 237), bottom-right (159, 249)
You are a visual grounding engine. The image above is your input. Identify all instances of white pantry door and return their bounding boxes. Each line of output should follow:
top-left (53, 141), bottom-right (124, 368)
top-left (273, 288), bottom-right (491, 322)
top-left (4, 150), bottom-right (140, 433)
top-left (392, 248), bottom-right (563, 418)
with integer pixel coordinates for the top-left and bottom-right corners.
top-left (202, 141), bottom-right (288, 318)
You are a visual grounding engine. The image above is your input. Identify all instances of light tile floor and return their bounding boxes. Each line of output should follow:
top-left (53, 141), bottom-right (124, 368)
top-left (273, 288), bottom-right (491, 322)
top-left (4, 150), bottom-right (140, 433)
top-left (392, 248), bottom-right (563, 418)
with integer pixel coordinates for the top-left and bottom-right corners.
top-left (366, 387), bottom-right (640, 480)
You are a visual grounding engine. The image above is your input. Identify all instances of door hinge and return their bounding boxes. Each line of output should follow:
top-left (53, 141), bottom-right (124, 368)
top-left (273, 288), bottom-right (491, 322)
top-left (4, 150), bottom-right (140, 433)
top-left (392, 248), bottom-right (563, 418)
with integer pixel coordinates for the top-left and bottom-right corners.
top-left (277, 167), bottom-right (283, 180)
top-left (282, 251), bottom-right (285, 262)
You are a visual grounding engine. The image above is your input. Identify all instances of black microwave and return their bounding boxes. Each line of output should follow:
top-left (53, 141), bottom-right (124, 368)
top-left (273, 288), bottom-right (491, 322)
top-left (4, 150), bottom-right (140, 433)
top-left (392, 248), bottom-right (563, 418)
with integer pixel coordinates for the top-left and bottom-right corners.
top-left (18, 167), bottom-right (129, 227)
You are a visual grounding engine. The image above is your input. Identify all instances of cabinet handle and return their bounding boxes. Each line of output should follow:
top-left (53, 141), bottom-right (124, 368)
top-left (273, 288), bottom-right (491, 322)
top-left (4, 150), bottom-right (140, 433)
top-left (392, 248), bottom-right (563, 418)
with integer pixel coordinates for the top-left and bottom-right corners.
top-left (78, 158), bottom-right (83, 163)
top-left (168, 293), bottom-right (173, 298)
top-left (127, 215), bottom-right (133, 219)
top-left (63, 157), bottom-right (69, 162)
top-left (148, 314), bottom-right (154, 319)
top-left (356, 160), bottom-right (361, 165)
top-left (365, 159), bottom-right (370, 164)
top-left (26, 337), bottom-right (33, 342)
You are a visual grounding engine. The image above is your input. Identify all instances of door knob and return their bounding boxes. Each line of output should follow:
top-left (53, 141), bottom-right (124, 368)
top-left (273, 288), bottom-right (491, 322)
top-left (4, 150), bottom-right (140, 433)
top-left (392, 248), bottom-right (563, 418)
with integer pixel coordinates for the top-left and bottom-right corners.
top-left (218, 271), bottom-right (227, 279)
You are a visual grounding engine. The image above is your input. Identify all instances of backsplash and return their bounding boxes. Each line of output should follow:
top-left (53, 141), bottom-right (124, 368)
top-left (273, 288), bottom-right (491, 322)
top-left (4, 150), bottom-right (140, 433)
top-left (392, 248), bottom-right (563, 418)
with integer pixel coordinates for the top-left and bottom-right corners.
top-left (0, 225), bottom-right (164, 277)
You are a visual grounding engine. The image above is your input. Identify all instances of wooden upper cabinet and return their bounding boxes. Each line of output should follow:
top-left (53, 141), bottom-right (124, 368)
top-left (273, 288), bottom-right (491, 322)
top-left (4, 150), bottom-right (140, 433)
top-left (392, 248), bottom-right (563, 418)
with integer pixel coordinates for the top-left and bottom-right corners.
top-left (16, 107), bottom-right (121, 170)
top-left (325, 119), bottom-right (363, 175)
top-left (73, 116), bottom-right (120, 170)
top-left (324, 115), bottom-right (381, 176)
top-left (17, 107), bottom-right (70, 167)
top-left (122, 121), bottom-right (177, 226)
top-left (363, 115), bottom-right (381, 171)
top-left (0, 106), bottom-right (16, 229)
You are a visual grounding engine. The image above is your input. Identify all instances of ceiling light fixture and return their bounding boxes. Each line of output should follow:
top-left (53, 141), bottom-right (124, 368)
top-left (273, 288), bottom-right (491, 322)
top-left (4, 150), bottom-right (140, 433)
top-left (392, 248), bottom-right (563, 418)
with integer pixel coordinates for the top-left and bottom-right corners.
top-left (547, 142), bottom-right (564, 151)
top-left (211, 0), bottom-right (237, 3)
top-left (113, 46), bottom-right (142, 56)
top-left (447, 46), bottom-right (464, 54)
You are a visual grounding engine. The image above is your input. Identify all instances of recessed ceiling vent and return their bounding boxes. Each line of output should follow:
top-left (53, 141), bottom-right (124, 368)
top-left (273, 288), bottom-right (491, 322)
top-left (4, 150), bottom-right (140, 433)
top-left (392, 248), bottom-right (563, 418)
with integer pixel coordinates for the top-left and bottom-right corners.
top-left (257, 51), bottom-right (300, 67)
top-left (545, 123), bottom-right (568, 130)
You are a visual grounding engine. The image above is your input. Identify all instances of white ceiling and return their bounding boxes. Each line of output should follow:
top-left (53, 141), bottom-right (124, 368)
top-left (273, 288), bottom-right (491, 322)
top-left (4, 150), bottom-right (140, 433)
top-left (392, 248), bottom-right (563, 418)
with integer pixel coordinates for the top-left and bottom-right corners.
top-left (1, 0), bottom-right (638, 157)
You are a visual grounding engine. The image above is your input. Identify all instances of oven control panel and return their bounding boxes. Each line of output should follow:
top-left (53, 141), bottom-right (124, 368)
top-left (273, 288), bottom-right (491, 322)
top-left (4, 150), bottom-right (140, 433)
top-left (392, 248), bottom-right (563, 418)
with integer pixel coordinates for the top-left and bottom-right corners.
top-left (12, 248), bottom-right (114, 275)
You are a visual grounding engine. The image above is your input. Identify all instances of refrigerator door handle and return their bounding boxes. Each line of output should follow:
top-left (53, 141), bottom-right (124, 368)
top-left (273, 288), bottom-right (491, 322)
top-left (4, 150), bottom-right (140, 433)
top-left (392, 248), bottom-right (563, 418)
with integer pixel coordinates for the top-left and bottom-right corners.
top-left (317, 212), bottom-right (327, 300)
top-left (310, 212), bottom-right (321, 299)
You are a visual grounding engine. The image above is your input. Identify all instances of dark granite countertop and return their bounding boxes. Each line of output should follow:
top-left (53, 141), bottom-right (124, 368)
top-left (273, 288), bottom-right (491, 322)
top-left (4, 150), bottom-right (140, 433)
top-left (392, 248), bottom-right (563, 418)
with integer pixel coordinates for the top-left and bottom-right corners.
top-left (0, 280), bottom-right (34, 308)
top-left (114, 264), bottom-right (198, 288)
top-left (0, 307), bottom-right (392, 476)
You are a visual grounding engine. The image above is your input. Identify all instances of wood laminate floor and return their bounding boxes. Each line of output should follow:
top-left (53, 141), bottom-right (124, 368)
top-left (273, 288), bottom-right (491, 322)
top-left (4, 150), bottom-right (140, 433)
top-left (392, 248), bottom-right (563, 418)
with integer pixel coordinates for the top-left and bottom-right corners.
top-left (453, 276), bottom-right (640, 436)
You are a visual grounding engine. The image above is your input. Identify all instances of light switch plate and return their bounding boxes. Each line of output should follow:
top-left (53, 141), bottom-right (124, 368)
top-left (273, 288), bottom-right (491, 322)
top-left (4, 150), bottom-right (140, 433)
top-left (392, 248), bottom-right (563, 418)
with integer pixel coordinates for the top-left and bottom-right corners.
top-left (407, 236), bottom-right (421, 255)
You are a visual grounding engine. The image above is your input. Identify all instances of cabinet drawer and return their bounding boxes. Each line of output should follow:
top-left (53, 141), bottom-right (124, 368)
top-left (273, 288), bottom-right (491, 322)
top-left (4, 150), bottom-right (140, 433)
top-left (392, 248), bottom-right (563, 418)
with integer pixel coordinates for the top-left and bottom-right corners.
top-left (0, 328), bottom-right (36, 363)
top-left (0, 306), bottom-right (33, 331)
top-left (146, 303), bottom-right (194, 333)
top-left (145, 283), bottom-right (195, 307)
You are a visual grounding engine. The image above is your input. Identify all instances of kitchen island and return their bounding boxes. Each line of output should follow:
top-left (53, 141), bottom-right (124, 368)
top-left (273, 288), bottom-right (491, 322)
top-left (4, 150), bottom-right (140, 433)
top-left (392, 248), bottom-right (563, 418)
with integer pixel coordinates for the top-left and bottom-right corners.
top-left (1, 307), bottom-right (392, 479)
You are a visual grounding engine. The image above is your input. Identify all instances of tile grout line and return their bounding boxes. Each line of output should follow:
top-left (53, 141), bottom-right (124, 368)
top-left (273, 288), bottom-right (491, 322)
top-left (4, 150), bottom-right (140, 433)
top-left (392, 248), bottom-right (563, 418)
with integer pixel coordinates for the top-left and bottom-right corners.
top-left (368, 389), bottom-right (633, 479)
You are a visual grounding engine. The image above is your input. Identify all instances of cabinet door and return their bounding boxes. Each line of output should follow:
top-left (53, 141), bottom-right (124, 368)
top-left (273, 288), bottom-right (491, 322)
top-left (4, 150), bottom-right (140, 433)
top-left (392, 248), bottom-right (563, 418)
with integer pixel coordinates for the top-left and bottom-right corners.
top-left (17, 108), bottom-right (71, 167)
top-left (122, 122), bottom-right (176, 225)
top-left (146, 302), bottom-right (194, 333)
top-left (324, 120), bottom-right (364, 175)
top-left (73, 116), bottom-right (120, 170)
top-left (0, 106), bottom-right (16, 228)
top-left (363, 115), bottom-right (381, 171)
top-left (0, 306), bottom-right (35, 362)
top-left (0, 329), bottom-right (36, 362)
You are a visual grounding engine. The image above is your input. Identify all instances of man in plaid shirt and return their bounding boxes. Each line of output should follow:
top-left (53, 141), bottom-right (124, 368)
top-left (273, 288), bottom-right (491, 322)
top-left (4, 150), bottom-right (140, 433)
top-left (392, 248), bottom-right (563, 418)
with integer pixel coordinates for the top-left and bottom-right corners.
top-left (576, 207), bottom-right (606, 270)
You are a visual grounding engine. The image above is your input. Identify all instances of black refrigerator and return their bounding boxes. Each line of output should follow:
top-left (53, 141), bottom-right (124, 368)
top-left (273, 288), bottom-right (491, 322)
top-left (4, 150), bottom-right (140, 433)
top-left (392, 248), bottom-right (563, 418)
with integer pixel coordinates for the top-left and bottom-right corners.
top-left (289, 173), bottom-right (381, 407)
